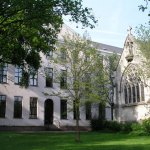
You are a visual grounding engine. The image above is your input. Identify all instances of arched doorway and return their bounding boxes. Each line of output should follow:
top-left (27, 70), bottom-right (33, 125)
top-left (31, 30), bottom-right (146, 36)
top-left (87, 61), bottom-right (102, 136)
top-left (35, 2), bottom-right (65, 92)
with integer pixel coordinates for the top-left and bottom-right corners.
top-left (44, 99), bottom-right (53, 125)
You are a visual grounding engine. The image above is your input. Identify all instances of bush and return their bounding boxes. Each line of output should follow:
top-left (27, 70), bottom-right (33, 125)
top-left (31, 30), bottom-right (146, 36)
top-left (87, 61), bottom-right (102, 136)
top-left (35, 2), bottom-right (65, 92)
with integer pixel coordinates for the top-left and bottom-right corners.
top-left (131, 123), bottom-right (146, 135)
top-left (142, 118), bottom-right (150, 134)
top-left (121, 122), bottom-right (133, 133)
top-left (90, 119), bottom-right (105, 131)
top-left (104, 121), bottom-right (122, 132)
top-left (91, 118), bottom-right (150, 134)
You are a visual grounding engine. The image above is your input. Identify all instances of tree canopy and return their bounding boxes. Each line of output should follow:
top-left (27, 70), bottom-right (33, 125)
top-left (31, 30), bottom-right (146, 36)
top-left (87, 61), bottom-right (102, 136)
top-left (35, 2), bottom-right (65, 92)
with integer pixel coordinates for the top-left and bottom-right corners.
top-left (136, 25), bottom-right (150, 77)
top-left (0, 0), bottom-right (97, 70)
top-left (45, 33), bottom-right (107, 141)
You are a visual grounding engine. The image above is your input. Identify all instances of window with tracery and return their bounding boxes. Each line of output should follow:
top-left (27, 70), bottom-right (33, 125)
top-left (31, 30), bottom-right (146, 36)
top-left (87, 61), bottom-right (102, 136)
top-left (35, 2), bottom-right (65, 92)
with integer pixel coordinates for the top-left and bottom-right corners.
top-left (123, 69), bottom-right (145, 104)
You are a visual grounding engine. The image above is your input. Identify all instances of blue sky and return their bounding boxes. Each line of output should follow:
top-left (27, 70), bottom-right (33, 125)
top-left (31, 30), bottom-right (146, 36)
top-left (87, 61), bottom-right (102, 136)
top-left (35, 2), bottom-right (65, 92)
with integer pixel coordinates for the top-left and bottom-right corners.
top-left (63, 0), bottom-right (149, 48)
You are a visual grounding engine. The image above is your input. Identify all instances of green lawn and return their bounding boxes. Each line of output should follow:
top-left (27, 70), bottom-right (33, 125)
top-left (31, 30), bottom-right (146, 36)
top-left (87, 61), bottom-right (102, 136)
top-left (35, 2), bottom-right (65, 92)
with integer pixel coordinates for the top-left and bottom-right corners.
top-left (0, 132), bottom-right (150, 150)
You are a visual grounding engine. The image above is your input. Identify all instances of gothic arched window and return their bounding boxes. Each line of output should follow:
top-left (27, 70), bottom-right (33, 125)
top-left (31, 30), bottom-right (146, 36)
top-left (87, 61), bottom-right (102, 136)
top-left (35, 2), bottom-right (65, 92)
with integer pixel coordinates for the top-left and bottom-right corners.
top-left (136, 83), bottom-right (140, 102)
top-left (128, 85), bottom-right (132, 103)
top-left (141, 83), bottom-right (145, 101)
top-left (124, 86), bottom-right (128, 104)
top-left (132, 85), bottom-right (136, 103)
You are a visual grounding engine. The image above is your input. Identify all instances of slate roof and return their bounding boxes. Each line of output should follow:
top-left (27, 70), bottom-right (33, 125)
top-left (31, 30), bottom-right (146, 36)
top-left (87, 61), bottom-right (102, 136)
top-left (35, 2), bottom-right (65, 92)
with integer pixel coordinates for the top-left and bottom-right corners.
top-left (92, 41), bottom-right (123, 54)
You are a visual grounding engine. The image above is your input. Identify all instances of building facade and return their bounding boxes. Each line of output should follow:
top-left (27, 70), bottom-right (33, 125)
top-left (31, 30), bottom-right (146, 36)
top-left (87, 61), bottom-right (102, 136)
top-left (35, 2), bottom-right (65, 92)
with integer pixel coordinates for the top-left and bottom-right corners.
top-left (0, 24), bottom-right (122, 129)
top-left (114, 28), bottom-right (150, 122)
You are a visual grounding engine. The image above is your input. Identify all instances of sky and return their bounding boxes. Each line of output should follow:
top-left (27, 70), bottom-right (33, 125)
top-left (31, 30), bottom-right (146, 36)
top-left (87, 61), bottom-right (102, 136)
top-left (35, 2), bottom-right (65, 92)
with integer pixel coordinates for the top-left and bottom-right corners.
top-left (63, 0), bottom-right (149, 48)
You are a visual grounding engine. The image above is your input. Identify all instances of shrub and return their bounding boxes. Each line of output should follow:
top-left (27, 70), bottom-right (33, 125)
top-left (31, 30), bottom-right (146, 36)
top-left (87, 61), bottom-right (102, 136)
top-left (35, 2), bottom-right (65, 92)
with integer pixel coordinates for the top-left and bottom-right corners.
top-left (90, 119), bottom-right (105, 131)
top-left (142, 118), bottom-right (150, 134)
top-left (131, 122), bottom-right (146, 135)
top-left (104, 121), bottom-right (122, 132)
top-left (121, 122), bottom-right (133, 133)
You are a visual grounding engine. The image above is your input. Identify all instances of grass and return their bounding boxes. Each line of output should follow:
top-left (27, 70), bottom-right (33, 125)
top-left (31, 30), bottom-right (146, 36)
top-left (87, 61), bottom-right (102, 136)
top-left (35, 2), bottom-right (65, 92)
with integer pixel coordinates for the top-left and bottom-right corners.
top-left (0, 131), bottom-right (150, 150)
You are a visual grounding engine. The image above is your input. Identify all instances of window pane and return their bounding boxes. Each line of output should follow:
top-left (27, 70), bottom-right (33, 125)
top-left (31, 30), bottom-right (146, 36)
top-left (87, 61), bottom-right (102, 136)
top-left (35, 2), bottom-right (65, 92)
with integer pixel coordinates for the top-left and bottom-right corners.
top-left (29, 68), bottom-right (38, 86)
top-left (73, 101), bottom-right (80, 120)
top-left (0, 95), bottom-right (6, 118)
top-left (15, 66), bottom-right (22, 84)
top-left (136, 84), bottom-right (140, 102)
top-left (14, 96), bottom-right (22, 118)
top-left (85, 102), bottom-right (91, 120)
top-left (0, 63), bottom-right (7, 83)
top-left (132, 86), bottom-right (136, 103)
top-left (29, 97), bottom-right (37, 119)
top-left (124, 86), bottom-right (128, 104)
top-left (46, 68), bottom-right (53, 87)
top-left (128, 86), bottom-right (132, 103)
top-left (61, 100), bottom-right (67, 119)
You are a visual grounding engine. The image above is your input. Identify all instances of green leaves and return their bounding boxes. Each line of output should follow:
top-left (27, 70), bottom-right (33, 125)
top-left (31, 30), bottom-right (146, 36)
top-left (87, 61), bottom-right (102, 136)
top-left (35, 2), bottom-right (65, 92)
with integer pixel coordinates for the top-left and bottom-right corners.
top-left (0, 0), bottom-right (97, 70)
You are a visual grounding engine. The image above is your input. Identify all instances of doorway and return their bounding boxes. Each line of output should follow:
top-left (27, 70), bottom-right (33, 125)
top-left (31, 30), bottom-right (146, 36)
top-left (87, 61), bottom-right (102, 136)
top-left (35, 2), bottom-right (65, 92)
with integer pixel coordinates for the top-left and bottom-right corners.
top-left (44, 99), bottom-right (53, 125)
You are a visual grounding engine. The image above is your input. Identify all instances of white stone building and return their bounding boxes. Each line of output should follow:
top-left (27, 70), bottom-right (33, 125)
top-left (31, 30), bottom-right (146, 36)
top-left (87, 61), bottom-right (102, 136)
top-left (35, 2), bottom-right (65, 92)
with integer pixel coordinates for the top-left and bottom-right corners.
top-left (114, 28), bottom-right (150, 122)
top-left (0, 24), bottom-right (122, 130)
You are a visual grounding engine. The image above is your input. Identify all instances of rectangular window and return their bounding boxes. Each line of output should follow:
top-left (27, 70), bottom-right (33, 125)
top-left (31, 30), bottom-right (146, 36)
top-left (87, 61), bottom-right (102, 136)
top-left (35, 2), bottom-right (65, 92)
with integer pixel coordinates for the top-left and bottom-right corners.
top-left (45, 68), bottom-right (53, 87)
top-left (29, 97), bottom-right (37, 119)
top-left (29, 68), bottom-right (38, 86)
top-left (73, 101), bottom-right (80, 120)
top-left (60, 70), bottom-right (67, 89)
top-left (0, 63), bottom-right (8, 83)
top-left (14, 96), bottom-right (22, 118)
top-left (60, 99), bottom-right (67, 119)
top-left (85, 102), bottom-right (91, 120)
top-left (0, 95), bottom-right (6, 118)
top-left (15, 66), bottom-right (22, 84)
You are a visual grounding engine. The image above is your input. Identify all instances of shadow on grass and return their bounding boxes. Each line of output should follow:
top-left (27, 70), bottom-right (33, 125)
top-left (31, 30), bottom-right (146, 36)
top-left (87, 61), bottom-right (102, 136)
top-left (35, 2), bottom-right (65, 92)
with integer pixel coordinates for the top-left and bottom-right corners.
top-left (0, 132), bottom-right (150, 150)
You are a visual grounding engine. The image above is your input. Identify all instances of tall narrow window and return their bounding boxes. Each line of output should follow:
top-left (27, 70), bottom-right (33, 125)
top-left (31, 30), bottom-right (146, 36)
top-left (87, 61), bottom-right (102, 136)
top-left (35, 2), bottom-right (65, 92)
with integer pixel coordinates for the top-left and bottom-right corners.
top-left (124, 86), bottom-right (128, 104)
top-left (0, 63), bottom-right (8, 83)
top-left (60, 99), bottom-right (67, 119)
top-left (128, 85), bottom-right (132, 103)
top-left (29, 68), bottom-right (38, 86)
top-left (99, 103), bottom-right (105, 120)
top-left (0, 95), bottom-right (6, 118)
top-left (85, 102), bottom-right (91, 120)
top-left (45, 68), bottom-right (53, 87)
top-left (15, 66), bottom-right (22, 84)
top-left (132, 85), bottom-right (136, 103)
top-left (60, 70), bottom-right (67, 89)
top-left (73, 100), bottom-right (80, 120)
top-left (141, 83), bottom-right (145, 101)
top-left (29, 97), bottom-right (37, 119)
top-left (14, 96), bottom-right (22, 118)
top-left (136, 84), bottom-right (140, 102)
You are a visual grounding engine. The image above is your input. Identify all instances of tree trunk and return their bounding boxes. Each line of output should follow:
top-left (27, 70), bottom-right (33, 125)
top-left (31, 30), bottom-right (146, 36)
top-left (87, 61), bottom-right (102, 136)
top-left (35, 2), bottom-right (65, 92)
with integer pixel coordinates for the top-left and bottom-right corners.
top-left (75, 102), bottom-right (80, 142)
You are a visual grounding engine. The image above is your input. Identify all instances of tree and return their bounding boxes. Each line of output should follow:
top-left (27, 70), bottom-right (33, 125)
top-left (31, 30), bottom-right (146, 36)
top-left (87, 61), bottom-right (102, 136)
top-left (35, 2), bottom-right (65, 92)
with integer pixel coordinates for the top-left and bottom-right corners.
top-left (136, 25), bottom-right (150, 77)
top-left (47, 34), bottom-right (107, 142)
top-left (0, 0), bottom-right (97, 70)
top-left (103, 53), bottom-right (119, 120)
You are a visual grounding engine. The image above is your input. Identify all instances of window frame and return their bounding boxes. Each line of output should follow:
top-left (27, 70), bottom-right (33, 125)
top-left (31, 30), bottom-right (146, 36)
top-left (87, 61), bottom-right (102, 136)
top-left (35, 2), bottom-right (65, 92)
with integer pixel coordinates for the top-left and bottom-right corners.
top-left (0, 63), bottom-right (8, 84)
top-left (45, 67), bottom-right (53, 87)
top-left (29, 68), bottom-right (38, 86)
top-left (14, 96), bottom-right (22, 119)
top-left (0, 95), bottom-right (6, 118)
top-left (15, 66), bottom-right (22, 84)
top-left (29, 97), bottom-right (38, 119)
top-left (60, 99), bottom-right (67, 120)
